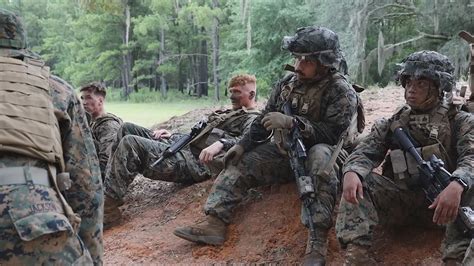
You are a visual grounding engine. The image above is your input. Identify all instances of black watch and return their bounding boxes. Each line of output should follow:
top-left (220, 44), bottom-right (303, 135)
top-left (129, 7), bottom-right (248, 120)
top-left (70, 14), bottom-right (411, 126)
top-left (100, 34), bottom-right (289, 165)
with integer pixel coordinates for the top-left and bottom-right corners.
top-left (451, 177), bottom-right (468, 192)
top-left (218, 138), bottom-right (233, 150)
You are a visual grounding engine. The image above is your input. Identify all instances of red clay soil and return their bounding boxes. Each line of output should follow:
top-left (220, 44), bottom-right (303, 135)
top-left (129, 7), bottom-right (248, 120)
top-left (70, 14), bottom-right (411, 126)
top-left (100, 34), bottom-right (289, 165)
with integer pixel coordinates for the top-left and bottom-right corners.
top-left (104, 86), bottom-right (446, 265)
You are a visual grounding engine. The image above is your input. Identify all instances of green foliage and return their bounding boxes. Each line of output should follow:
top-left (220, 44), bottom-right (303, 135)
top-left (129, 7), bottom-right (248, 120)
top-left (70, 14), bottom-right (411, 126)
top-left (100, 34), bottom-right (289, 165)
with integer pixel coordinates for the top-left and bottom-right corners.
top-left (3, 0), bottom-right (472, 101)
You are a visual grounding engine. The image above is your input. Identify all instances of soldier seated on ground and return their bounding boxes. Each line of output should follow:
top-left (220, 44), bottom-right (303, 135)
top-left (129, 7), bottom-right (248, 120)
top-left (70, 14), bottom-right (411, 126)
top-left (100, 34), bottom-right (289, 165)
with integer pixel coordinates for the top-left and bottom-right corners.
top-left (174, 26), bottom-right (361, 266)
top-left (103, 74), bottom-right (260, 229)
top-left (335, 51), bottom-right (474, 265)
top-left (80, 82), bottom-right (123, 180)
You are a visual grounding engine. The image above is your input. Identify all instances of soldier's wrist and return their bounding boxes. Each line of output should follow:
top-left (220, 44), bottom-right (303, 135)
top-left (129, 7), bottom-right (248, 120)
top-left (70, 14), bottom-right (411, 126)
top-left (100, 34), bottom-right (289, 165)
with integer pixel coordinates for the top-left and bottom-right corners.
top-left (450, 176), bottom-right (468, 193)
top-left (218, 138), bottom-right (233, 151)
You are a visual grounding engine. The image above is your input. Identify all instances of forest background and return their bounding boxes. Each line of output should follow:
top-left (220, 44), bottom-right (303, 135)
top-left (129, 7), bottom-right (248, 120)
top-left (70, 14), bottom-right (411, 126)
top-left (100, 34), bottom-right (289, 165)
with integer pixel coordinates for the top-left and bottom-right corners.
top-left (1, 0), bottom-right (473, 125)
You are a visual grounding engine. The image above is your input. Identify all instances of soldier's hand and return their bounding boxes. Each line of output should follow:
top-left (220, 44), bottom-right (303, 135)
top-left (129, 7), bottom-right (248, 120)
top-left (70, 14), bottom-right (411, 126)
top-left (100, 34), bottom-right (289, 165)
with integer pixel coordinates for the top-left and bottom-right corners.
top-left (342, 171), bottom-right (364, 205)
top-left (261, 112), bottom-right (293, 131)
top-left (223, 144), bottom-right (245, 167)
top-left (199, 141), bottom-right (224, 164)
top-left (429, 181), bottom-right (464, 225)
top-left (152, 129), bottom-right (171, 139)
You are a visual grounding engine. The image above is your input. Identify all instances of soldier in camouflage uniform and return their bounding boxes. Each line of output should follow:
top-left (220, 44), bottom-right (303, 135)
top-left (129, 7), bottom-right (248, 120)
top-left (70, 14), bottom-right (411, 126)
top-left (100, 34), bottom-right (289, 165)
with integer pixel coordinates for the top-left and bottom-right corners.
top-left (80, 82), bottom-right (122, 180)
top-left (174, 26), bottom-right (360, 266)
top-left (0, 9), bottom-right (103, 265)
top-left (335, 51), bottom-right (474, 265)
top-left (103, 74), bottom-right (260, 229)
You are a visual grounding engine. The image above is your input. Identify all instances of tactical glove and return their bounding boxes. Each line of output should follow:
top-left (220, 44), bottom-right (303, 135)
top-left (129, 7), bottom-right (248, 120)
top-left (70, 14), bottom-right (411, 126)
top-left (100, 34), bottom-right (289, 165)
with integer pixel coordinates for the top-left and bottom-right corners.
top-left (261, 112), bottom-right (293, 131)
top-left (223, 144), bottom-right (245, 167)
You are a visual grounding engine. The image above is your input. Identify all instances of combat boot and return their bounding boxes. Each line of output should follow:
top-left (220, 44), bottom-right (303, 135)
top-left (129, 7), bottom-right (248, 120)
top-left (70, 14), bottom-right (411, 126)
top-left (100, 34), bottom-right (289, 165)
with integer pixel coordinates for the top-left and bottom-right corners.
top-left (343, 243), bottom-right (376, 266)
top-left (302, 230), bottom-right (328, 266)
top-left (173, 215), bottom-right (227, 245)
top-left (103, 195), bottom-right (123, 230)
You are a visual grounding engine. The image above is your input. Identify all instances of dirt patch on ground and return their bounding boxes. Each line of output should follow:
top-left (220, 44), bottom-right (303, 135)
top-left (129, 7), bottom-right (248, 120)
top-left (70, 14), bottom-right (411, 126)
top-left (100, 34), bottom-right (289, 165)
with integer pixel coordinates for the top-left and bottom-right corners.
top-left (104, 86), bottom-right (446, 265)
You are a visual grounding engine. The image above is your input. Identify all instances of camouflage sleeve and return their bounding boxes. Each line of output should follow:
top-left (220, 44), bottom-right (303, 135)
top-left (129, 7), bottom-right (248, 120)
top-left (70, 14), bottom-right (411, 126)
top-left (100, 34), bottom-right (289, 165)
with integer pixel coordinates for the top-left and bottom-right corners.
top-left (238, 81), bottom-right (282, 151)
top-left (240, 113), bottom-right (260, 136)
top-left (298, 82), bottom-right (358, 146)
top-left (342, 118), bottom-right (391, 179)
top-left (50, 77), bottom-right (104, 265)
top-left (452, 112), bottom-right (474, 190)
top-left (224, 113), bottom-right (259, 151)
top-left (95, 120), bottom-right (122, 178)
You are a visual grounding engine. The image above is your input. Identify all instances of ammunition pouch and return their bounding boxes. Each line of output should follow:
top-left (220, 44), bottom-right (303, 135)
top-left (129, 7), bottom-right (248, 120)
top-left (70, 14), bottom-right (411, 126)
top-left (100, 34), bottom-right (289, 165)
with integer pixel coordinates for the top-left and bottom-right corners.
top-left (390, 143), bottom-right (444, 188)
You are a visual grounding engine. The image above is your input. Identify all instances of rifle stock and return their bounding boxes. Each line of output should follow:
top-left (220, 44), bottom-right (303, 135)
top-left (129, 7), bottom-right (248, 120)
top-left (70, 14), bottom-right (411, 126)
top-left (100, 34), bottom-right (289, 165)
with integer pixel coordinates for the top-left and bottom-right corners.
top-left (150, 120), bottom-right (207, 168)
top-left (393, 127), bottom-right (474, 237)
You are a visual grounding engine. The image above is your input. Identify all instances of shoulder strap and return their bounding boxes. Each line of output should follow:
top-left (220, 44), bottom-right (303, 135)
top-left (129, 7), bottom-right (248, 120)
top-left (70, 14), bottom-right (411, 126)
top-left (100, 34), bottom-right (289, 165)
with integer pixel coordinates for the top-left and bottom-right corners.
top-left (189, 109), bottom-right (245, 145)
top-left (91, 113), bottom-right (122, 132)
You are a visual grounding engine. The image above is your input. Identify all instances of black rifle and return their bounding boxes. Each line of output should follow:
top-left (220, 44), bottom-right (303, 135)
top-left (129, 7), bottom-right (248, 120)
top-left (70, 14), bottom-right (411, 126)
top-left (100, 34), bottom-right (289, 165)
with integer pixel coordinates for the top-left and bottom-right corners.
top-left (150, 120), bottom-right (207, 168)
top-left (393, 127), bottom-right (474, 237)
top-left (282, 102), bottom-right (319, 249)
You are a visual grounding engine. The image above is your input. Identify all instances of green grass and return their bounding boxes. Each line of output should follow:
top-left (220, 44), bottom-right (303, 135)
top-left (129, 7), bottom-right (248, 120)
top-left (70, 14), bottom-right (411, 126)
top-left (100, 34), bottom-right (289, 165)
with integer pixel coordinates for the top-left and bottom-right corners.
top-left (105, 101), bottom-right (226, 128)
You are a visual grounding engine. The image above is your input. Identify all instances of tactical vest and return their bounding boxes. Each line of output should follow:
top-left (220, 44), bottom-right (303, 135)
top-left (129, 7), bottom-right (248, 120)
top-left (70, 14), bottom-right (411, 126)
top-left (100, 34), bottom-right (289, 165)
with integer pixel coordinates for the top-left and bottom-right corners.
top-left (190, 107), bottom-right (260, 152)
top-left (0, 56), bottom-right (63, 167)
top-left (90, 113), bottom-right (123, 135)
top-left (278, 73), bottom-right (365, 148)
top-left (90, 113), bottom-right (123, 149)
top-left (0, 56), bottom-right (80, 231)
top-left (389, 104), bottom-right (457, 184)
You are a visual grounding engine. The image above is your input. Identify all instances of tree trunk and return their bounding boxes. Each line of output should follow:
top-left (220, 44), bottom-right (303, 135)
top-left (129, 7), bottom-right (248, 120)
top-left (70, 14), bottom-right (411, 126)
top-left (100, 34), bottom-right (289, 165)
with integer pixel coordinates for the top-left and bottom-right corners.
top-left (121, 2), bottom-right (133, 99)
top-left (159, 27), bottom-right (167, 98)
top-left (433, 0), bottom-right (439, 34)
top-left (211, 0), bottom-right (220, 101)
top-left (349, 0), bottom-right (370, 85)
top-left (197, 27), bottom-right (208, 97)
top-left (187, 55), bottom-right (196, 95)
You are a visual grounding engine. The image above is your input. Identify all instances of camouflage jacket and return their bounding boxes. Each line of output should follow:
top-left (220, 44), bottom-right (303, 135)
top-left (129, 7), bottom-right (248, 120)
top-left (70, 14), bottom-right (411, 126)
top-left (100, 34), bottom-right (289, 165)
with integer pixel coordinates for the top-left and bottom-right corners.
top-left (189, 107), bottom-right (260, 154)
top-left (0, 75), bottom-right (103, 264)
top-left (90, 113), bottom-right (122, 179)
top-left (343, 104), bottom-right (474, 190)
top-left (239, 72), bottom-right (358, 151)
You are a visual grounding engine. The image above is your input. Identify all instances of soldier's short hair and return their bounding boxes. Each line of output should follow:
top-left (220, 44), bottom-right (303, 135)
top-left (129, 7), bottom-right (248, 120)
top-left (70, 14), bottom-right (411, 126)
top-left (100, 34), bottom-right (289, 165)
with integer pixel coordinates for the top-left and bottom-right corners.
top-left (80, 82), bottom-right (107, 98)
top-left (228, 74), bottom-right (256, 89)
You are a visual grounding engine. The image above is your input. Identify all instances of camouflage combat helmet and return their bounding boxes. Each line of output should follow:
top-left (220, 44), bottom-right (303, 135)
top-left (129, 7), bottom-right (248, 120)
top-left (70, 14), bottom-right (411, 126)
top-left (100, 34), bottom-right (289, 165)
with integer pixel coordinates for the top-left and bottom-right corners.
top-left (0, 8), bottom-right (34, 58)
top-left (397, 50), bottom-right (455, 97)
top-left (282, 26), bottom-right (348, 74)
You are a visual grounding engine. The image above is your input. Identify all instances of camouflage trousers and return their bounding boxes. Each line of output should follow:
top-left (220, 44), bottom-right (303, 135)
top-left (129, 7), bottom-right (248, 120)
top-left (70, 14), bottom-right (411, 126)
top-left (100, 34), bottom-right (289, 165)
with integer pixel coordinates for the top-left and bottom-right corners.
top-left (205, 142), bottom-right (347, 232)
top-left (0, 184), bottom-right (92, 265)
top-left (104, 122), bottom-right (216, 201)
top-left (335, 172), bottom-right (473, 263)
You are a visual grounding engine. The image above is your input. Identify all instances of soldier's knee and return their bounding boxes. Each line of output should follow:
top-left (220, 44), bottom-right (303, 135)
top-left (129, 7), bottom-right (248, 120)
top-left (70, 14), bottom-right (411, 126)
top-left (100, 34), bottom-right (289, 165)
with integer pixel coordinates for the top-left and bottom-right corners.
top-left (307, 144), bottom-right (332, 164)
top-left (118, 122), bottom-right (137, 137)
top-left (117, 135), bottom-right (141, 151)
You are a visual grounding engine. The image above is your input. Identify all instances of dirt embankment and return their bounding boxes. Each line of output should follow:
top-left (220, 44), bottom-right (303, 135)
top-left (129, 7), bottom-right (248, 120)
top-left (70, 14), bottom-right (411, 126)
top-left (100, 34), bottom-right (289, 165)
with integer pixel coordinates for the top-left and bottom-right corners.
top-left (104, 86), bottom-right (446, 265)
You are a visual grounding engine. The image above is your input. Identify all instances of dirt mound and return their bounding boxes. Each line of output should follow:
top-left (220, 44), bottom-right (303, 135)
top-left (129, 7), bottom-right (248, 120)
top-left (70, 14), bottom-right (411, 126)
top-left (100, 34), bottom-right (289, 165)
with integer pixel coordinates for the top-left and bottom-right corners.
top-left (104, 86), bottom-right (446, 265)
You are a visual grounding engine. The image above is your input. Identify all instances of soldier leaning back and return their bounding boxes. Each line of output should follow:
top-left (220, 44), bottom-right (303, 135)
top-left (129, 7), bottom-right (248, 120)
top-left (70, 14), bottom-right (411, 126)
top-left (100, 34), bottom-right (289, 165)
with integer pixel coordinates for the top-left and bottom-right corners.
top-left (103, 74), bottom-right (260, 229)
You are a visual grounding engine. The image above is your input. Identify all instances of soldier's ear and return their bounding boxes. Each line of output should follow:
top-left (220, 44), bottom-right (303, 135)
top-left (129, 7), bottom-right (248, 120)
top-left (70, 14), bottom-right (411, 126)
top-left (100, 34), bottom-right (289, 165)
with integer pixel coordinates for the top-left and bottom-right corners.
top-left (249, 91), bottom-right (255, 100)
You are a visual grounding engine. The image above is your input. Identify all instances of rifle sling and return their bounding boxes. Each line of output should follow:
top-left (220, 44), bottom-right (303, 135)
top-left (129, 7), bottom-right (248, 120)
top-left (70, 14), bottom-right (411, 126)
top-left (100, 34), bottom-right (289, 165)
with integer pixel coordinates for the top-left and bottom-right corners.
top-left (189, 108), bottom-right (255, 145)
top-left (316, 112), bottom-right (356, 179)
